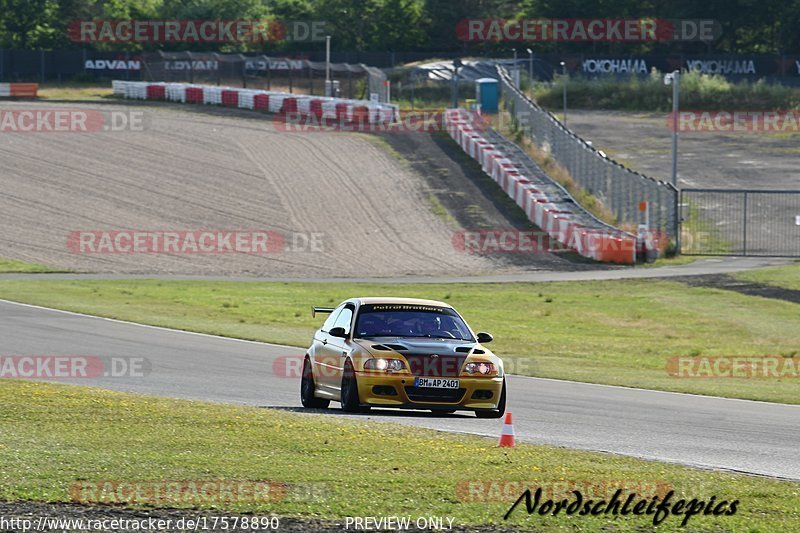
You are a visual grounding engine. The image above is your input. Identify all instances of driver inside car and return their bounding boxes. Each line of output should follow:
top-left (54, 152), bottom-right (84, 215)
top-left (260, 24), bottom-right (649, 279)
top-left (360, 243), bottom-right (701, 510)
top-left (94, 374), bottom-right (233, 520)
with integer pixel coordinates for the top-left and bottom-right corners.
top-left (419, 315), bottom-right (442, 336)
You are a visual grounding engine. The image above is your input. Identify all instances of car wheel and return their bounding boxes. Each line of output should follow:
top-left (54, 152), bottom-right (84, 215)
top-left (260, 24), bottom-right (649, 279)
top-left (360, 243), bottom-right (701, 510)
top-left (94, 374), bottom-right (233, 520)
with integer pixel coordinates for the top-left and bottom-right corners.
top-left (301, 357), bottom-right (329, 409)
top-left (340, 360), bottom-right (364, 413)
top-left (475, 379), bottom-right (506, 419)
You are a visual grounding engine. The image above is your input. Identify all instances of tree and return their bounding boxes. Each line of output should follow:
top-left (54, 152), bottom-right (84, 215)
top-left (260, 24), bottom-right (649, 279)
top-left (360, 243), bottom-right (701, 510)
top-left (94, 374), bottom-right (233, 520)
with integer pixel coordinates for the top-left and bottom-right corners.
top-left (0, 0), bottom-right (61, 49)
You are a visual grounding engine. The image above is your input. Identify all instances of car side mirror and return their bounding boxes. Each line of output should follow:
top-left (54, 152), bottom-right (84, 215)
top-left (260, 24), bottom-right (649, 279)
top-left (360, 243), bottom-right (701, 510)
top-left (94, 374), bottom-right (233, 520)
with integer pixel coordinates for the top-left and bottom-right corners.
top-left (328, 327), bottom-right (348, 338)
top-left (476, 332), bottom-right (493, 343)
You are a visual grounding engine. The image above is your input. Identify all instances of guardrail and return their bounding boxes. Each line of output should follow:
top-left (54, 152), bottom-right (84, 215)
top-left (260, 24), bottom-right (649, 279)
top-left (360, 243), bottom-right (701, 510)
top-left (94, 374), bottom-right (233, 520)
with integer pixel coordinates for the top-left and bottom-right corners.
top-left (112, 81), bottom-right (398, 125)
top-left (497, 66), bottom-right (678, 243)
top-left (0, 83), bottom-right (38, 98)
top-left (446, 109), bottom-right (636, 264)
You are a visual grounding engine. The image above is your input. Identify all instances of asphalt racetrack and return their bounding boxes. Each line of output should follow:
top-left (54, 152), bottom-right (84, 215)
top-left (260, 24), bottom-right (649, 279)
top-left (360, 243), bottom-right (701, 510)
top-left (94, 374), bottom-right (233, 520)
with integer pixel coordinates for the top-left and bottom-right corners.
top-left (3, 298), bottom-right (797, 481)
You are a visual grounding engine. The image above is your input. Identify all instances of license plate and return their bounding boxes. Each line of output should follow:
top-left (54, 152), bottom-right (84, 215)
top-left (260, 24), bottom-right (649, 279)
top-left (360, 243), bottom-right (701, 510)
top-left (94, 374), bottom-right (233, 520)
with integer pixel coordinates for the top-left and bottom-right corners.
top-left (414, 377), bottom-right (460, 389)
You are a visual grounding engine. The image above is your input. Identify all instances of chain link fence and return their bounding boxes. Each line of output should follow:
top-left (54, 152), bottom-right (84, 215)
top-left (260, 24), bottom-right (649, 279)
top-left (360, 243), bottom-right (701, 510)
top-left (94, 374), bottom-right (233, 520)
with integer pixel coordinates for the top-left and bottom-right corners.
top-left (681, 189), bottom-right (800, 256)
top-left (497, 65), bottom-right (678, 242)
top-left (142, 51), bottom-right (389, 102)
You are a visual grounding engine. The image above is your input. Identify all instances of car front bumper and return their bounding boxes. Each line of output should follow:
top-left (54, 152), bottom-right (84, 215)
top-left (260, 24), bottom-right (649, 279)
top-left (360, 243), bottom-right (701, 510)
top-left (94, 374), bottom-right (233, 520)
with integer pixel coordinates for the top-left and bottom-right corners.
top-left (356, 372), bottom-right (504, 410)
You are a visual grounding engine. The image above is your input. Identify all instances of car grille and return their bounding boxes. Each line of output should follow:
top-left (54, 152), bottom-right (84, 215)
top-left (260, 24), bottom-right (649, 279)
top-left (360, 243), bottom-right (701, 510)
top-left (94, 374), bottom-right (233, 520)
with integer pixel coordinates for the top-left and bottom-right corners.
top-left (405, 387), bottom-right (466, 403)
top-left (403, 354), bottom-right (465, 377)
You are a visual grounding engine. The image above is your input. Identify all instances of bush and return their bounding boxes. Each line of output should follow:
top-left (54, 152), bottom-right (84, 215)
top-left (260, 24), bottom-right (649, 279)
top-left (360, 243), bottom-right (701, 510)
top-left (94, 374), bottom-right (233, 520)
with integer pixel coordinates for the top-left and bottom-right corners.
top-left (531, 70), bottom-right (800, 111)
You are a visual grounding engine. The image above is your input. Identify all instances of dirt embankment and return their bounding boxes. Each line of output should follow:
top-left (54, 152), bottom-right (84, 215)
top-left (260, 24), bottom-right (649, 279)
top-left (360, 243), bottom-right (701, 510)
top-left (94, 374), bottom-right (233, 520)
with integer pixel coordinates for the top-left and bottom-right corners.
top-left (0, 102), bottom-right (597, 277)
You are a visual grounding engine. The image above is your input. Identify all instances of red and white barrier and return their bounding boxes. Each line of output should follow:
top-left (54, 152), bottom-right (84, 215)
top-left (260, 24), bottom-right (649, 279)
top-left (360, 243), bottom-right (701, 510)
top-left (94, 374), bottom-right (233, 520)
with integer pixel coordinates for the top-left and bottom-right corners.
top-left (0, 83), bottom-right (38, 98)
top-left (444, 108), bottom-right (635, 264)
top-left (113, 81), bottom-right (398, 127)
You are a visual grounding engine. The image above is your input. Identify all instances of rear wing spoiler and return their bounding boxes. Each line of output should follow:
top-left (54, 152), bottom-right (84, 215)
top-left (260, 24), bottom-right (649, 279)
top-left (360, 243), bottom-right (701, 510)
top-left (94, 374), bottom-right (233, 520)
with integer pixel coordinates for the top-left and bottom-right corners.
top-left (312, 307), bottom-right (336, 317)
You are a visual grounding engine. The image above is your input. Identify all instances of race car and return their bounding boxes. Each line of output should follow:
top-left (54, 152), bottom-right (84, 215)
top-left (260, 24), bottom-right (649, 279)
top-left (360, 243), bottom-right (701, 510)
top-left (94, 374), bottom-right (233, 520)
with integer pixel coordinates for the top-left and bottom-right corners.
top-left (300, 297), bottom-right (506, 418)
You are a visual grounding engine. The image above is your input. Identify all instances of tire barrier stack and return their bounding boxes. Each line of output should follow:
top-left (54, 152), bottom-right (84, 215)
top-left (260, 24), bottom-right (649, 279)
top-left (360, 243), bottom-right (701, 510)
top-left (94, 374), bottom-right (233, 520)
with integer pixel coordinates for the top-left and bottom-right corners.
top-left (112, 81), bottom-right (398, 126)
top-left (497, 66), bottom-right (677, 242)
top-left (0, 83), bottom-right (38, 98)
top-left (445, 109), bottom-right (636, 265)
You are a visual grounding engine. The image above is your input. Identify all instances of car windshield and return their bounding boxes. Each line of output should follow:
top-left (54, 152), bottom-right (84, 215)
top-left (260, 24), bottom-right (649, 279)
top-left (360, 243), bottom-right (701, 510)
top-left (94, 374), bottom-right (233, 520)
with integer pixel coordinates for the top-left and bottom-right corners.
top-left (354, 303), bottom-right (474, 341)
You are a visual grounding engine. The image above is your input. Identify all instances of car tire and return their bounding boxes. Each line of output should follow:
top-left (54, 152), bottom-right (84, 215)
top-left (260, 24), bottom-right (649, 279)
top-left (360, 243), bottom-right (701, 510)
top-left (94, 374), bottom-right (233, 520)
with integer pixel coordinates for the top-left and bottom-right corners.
top-left (475, 378), bottom-right (506, 419)
top-left (340, 360), bottom-right (365, 413)
top-left (301, 357), bottom-right (330, 409)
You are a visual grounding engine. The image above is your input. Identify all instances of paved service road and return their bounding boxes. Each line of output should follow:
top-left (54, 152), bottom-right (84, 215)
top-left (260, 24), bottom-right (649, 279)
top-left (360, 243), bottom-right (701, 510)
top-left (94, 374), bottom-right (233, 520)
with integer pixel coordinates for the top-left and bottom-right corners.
top-left (2, 299), bottom-right (798, 481)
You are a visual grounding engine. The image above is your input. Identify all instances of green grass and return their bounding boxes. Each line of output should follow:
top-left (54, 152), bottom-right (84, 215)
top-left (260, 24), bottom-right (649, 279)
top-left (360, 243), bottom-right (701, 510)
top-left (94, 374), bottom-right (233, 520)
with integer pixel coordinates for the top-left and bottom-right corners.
top-left (0, 258), bottom-right (66, 273)
top-left (37, 83), bottom-right (114, 101)
top-left (639, 255), bottom-right (698, 268)
top-left (427, 193), bottom-right (457, 224)
top-left (1, 380), bottom-right (797, 530)
top-left (680, 201), bottom-right (732, 256)
top-left (0, 278), bottom-right (798, 403)
top-left (735, 262), bottom-right (800, 290)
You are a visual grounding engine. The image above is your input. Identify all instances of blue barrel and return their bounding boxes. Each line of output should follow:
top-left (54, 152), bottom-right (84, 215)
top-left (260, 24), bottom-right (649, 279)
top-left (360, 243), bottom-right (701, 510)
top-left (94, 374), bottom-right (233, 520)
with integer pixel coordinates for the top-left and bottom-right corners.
top-left (475, 78), bottom-right (499, 113)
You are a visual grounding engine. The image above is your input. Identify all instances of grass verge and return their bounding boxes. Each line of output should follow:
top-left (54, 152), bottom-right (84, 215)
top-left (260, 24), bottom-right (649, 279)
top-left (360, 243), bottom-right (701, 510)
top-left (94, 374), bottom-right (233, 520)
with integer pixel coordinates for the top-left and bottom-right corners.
top-left (0, 380), bottom-right (797, 530)
top-left (36, 83), bottom-right (114, 101)
top-left (0, 278), bottom-right (798, 403)
top-left (638, 255), bottom-right (698, 268)
top-left (735, 262), bottom-right (800, 290)
top-left (0, 258), bottom-right (67, 273)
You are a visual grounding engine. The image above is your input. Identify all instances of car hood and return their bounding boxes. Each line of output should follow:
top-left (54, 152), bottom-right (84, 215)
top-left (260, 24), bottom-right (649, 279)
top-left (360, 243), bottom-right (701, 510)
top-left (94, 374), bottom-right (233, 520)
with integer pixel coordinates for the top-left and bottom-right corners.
top-left (355, 337), bottom-right (482, 356)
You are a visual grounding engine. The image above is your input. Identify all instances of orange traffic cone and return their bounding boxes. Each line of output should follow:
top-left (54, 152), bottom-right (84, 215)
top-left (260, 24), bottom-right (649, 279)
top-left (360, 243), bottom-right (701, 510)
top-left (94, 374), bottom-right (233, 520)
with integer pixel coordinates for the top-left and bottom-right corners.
top-left (498, 412), bottom-right (516, 448)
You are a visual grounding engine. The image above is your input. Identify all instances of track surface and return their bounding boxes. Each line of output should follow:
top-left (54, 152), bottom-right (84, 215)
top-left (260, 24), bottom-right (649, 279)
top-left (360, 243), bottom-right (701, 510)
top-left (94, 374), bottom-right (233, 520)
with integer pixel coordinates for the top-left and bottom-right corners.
top-left (3, 299), bottom-right (798, 481)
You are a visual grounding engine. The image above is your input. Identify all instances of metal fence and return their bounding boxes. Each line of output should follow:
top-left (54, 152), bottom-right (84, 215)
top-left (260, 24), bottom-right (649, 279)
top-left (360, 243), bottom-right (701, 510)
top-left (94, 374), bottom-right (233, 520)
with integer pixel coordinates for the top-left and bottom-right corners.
top-left (496, 66), bottom-right (679, 240)
top-left (681, 189), bottom-right (800, 256)
top-left (141, 51), bottom-right (389, 102)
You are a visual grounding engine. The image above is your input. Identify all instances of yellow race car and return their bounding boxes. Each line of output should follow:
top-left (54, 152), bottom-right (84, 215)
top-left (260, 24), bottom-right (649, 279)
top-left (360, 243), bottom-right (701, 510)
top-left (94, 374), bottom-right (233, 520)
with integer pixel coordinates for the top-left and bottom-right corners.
top-left (300, 297), bottom-right (506, 418)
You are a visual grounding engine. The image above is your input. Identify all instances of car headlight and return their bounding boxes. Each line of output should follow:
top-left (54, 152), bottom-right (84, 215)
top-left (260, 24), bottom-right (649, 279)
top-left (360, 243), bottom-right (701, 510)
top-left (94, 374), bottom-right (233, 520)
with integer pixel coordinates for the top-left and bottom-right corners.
top-left (464, 362), bottom-right (496, 375)
top-left (364, 358), bottom-right (405, 371)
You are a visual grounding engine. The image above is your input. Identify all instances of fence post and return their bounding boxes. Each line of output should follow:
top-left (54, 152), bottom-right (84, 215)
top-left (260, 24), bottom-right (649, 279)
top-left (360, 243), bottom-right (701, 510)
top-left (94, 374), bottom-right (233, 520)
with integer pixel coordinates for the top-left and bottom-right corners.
top-left (675, 187), bottom-right (681, 255)
top-left (742, 191), bottom-right (748, 255)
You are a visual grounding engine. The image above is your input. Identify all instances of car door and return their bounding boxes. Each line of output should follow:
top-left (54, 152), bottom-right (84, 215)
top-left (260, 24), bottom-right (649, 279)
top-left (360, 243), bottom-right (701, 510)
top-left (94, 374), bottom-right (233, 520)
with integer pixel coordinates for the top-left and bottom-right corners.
top-left (326, 304), bottom-right (355, 394)
top-left (313, 304), bottom-right (343, 392)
